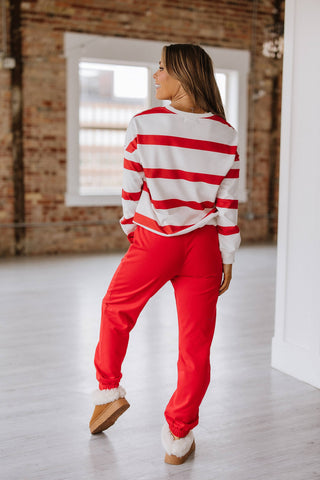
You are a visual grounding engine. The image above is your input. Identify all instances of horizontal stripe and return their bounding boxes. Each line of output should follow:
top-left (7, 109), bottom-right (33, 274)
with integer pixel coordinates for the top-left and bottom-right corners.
top-left (217, 225), bottom-right (240, 236)
top-left (142, 183), bottom-right (216, 210)
top-left (123, 158), bottom-right (143, 172)
top-left (208, 115), bottom-right (233, 129)
top-left (122, 189), bottom-right (141, 201)
top-left (225, 169), bottom-right (239, 179)
top-left (137, 135), bottom-right (237, 155)
top-left (143, 168), bottom-right (224, 185)
top-left (134, 107), bottom-right (175, 118)
top-left (120, 216), bottom-right (134, 225)
top-left (126, 137), bottom-right (138, 153)
top-left (215, 198), bottom-right (238, 209)
top-left (134, 212), bottom-right (192, 235)
top-left (150, 197), bottom-right (216, 211)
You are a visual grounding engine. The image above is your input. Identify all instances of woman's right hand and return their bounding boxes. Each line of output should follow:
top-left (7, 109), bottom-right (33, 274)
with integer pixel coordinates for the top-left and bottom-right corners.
top-left (219, 264), bottom-right (232, 295)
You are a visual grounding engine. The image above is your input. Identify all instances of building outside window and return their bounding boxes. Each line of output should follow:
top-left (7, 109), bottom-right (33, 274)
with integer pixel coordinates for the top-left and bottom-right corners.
top-left (79, 63), bottom-right (149, 196)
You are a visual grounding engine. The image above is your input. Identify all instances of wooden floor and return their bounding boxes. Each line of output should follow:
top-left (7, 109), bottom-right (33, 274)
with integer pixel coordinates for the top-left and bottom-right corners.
top-left (1, 244), bottom-right (320, 480)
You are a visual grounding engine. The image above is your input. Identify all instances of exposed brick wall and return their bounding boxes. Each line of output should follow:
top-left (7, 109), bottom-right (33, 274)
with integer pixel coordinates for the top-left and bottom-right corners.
top-left (0, 67), bottom-right (14, 255)
top-left (0, 0), bottom-right (284, 256)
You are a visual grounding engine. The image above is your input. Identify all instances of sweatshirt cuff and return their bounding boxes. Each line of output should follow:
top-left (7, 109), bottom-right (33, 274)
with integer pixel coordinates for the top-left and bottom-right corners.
top-left (221, 251), bottom-right (235, 264)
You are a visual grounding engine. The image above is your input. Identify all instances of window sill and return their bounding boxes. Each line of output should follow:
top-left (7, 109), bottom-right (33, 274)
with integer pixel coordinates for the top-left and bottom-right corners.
top-left (65, 192), bottom-right (122, 207)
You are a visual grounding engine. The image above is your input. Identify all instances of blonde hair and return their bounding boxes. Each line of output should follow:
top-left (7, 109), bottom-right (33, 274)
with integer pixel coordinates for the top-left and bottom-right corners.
top-left (163, 44), bottom-right (226, 120)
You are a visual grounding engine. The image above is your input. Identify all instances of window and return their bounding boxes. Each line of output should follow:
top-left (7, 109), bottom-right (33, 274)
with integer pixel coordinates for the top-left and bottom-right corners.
top-left (79, 62), bottom-right (148, 195)
top-left (65, 34), bottom-right (249, 206)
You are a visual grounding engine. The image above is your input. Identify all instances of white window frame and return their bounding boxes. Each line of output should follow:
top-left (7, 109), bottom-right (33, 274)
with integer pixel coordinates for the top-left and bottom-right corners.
top-left (64, 33), bottom-right (249, 206)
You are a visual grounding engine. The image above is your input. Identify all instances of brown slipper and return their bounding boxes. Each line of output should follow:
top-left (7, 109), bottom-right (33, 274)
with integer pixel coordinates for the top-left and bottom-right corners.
top-left (161, 423), bottom-right (195, 465)
top-left (89, 397), bottom-right (130, 434)
top-left (164, 440), bottom-right (196, 465)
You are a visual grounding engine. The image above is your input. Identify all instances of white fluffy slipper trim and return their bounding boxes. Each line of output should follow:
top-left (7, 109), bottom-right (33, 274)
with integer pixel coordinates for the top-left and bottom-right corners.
top-left (161, 423), bottom-right (194, 458)
top-left (92, 385), bottom-right (126, 405)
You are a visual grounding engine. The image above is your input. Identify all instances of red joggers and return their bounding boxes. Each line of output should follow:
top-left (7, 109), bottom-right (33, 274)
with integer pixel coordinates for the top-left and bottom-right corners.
top-left (94, 225), bottom-right (222, 438)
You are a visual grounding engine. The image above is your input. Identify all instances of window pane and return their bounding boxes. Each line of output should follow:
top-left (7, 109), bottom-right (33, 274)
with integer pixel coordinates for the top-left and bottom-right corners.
top-left (215, 72), bottom-right (227, 107)
top-left (79, 62), bottom-right (148, 194)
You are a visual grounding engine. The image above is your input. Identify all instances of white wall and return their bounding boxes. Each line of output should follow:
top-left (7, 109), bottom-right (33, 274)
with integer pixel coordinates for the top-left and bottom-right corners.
top-left (272, 0), bottom-right (320, 388)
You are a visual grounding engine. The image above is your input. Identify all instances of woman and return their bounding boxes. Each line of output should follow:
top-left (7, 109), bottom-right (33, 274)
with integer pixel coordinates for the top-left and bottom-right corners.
top-left (89, 44), bottom-right (240, 465)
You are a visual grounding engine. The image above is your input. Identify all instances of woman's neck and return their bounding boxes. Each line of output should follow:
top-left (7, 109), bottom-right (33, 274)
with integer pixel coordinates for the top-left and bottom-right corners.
top-left (170, 92), bottom-right (206, 114)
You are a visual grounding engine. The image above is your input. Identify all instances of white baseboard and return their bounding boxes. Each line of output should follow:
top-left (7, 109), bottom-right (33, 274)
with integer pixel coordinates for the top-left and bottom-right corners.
top-left (271, 337), bottom-right (320, 389)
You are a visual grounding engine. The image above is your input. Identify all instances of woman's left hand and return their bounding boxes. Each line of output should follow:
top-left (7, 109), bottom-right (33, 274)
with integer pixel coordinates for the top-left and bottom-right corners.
top-left (219, 264), bottom-right (232, 295)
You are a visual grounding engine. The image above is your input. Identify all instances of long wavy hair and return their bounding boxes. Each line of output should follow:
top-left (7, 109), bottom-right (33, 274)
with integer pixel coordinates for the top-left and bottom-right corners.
top-left (163, 44), bottom-right (226, 120)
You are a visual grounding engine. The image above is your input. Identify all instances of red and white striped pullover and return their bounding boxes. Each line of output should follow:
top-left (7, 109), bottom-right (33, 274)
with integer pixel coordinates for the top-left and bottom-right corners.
top-left (120, 105), bottom-right (241, 264)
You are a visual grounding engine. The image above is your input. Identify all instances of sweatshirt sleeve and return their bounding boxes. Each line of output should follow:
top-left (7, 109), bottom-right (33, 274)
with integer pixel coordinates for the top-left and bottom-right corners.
top-left (119, 119), bottom-right (144, 237)
top-left (215, 149), bottom-right (241, 264)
